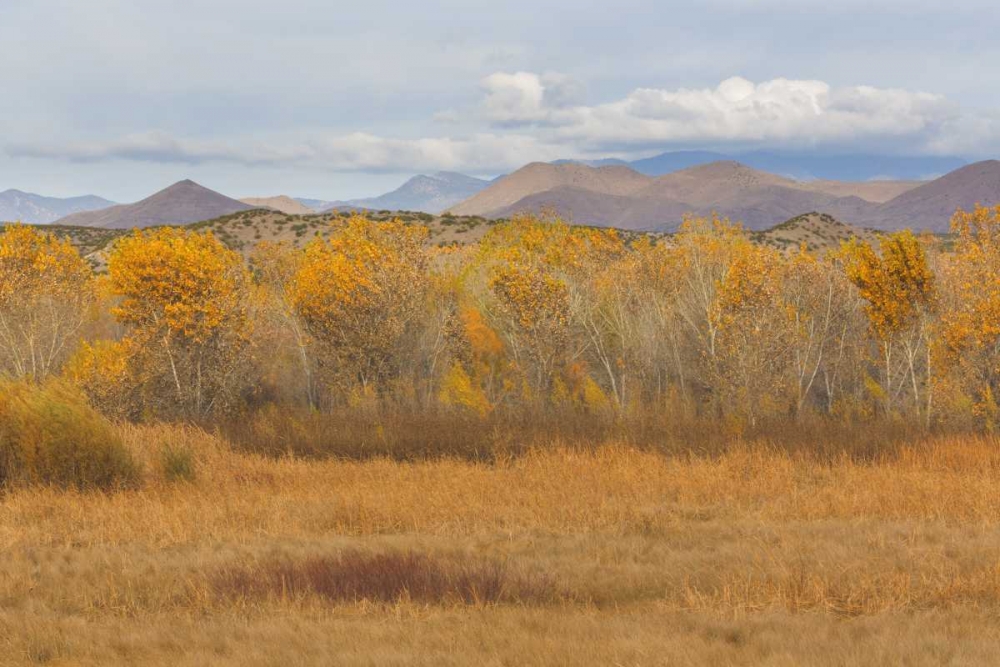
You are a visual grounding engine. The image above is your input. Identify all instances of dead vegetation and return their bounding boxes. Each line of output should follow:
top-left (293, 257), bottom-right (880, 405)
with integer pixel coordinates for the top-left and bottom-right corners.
top-left (1, 424), bottom-right (1000, 664)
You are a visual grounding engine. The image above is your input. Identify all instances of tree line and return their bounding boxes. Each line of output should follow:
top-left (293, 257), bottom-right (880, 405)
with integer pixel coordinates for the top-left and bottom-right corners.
top-left (2, 206), bottom-right (1000, 430)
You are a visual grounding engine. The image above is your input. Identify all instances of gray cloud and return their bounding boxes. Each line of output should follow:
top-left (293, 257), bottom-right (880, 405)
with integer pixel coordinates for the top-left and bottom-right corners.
top-left (2, 0), bottom-right (1000, 200)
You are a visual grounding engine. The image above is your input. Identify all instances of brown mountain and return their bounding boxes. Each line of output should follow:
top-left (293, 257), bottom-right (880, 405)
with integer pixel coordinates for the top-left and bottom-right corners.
top-left (56, 180), bottom-right (254, 229)
top-left (473, 161), bottom-right (880, 231)
top-left (447, 162), bottom-right (652, 216)
top-left (859, 160), bottom-right (1000, 232)
top-left (450, 159), bottom-right (998, 232)
top-left (240, 196), bottom-right (315, 215)
top-left (800, 179), bottom-right (923, 203)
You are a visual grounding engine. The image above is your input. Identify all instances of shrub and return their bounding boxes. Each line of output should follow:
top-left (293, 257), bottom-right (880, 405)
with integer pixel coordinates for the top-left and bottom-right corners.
top-left (213, 550), bottom-right (558, 606)
top-left (0, 381), bottom-right (140, 490)
top-left (160, 444), bottom-right (196, 483)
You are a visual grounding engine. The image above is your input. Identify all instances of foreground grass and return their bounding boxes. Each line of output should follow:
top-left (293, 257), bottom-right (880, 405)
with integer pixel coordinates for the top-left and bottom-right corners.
top-left (3, 426), bottom-right (1000, 665)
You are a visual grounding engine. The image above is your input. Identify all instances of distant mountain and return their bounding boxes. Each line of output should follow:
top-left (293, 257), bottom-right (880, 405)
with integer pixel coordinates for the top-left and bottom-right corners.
top-left (727, 152), bottom-right (968, 182)
top-left (551, 158), bottom-right (629, 168)
top-left (556, 151), bottom-right (968, 181)
top-left (293, 198), bottom-right (331, 211)
top-left (450, 159), bottom-right (998, 232)
top-left (860, 160), bottom-right (1000, 232)
top-left (240, 196), bottom-right (315, 215)
top-left (300, 172), bottom-right (491, 215)
top-left (0, 189), bottom-right (115, 224)
top-left (480, 161), bottom-right (867, 231)
top-left (448, 163), bottom-right (651, 217)
top-left (55, 180), bottom-right (254, 228)
top-left (627, 151), bottom-right (732, 176)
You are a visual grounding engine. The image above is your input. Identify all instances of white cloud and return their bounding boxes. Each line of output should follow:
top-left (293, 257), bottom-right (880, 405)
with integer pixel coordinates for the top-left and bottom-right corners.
top-left (480, 75), bottom-right (963, 152)
top-left (478, 71), bottom-right (585, 125)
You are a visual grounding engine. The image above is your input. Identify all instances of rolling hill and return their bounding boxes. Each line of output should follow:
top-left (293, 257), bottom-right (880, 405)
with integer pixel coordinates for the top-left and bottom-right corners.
top-left (55, 180), bottom-right (255, 229)
top-left (0, 189), bottom-right (115, 224)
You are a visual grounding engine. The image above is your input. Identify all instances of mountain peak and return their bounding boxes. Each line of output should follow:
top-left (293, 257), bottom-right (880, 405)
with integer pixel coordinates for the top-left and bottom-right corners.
top-left (53, 180), bottom-right (252, 228)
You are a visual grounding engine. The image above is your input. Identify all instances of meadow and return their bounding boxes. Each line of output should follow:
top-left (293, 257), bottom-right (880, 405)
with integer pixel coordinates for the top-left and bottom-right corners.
top-left (3, 421), bottom-right (1000, 665)
top-left (5, 208), bottom-right (1000, 664)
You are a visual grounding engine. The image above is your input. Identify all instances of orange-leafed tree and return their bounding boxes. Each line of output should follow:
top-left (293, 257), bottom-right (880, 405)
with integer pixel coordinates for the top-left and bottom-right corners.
top-left (489, 263), bottom-right (570, 398)
top-left (79, 228), bottom-right (254, 419)
top-left (288, 215), bottom-right (429, 397)
top-left (840, 230), bottom-right (936, 420)
top-left (711, 241), bottom-right (797, 423)
top-left (937, 205), bottom-right (1000, 426)
top-left (0, 224), bottom-right (95, 381)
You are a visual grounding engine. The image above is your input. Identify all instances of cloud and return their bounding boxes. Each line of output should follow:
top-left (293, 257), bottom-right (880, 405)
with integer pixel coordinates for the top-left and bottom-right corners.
top-left (479, 71), bottom-right (585, 126)
top-left (474, 74), bottom-right (966, 153)
top-left (5, 130), bottom-right (562, 174)
top-left (6, 75), bottom-right (999, 177)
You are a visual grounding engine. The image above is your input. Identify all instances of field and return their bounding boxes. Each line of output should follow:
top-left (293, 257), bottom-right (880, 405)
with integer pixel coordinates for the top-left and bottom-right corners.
top-left (5, 425), bottom-right (1000, 666)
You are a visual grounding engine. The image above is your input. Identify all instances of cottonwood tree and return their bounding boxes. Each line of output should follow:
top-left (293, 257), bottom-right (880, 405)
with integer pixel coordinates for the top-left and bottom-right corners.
top-left (937, 205), bottom-right (1000, 426)
top-left (711, 241), bottom-right (797, 424)
top-left (88, 228), bottom-right (255, 419)
top-left (252, 241), bottom-right (319, 408)
top-left (289, 215), bottom-right (429, 399)
top-left (0, 225), bottom-right (95, 381)
top-left (489, 263), bottom-right (570, 398)
top-left (782, 248), bottom-right (865, 417)
top-left (840, 231), bottom-right (936, 421)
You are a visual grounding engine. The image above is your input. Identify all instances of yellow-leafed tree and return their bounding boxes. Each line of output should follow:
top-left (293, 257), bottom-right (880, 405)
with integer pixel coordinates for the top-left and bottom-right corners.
top-left (840, 230), bottom-right (936, 420)
top-left (75, 227), bottom-right (254, 419)
top-left (0, 225), bottom-right (95, 381)
top-left (288, 215), bottom-right (429, 397)
top-left (938, 205), bottom-right (1000, 426)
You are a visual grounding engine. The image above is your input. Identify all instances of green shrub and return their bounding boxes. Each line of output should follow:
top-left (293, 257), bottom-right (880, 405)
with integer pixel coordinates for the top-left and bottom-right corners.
top-left (160, 444), bottom-right (195, 483)
top-left (0, 381), bottom-right (140, 491)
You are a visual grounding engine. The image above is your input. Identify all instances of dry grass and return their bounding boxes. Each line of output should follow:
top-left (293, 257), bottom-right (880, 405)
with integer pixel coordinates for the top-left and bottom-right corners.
top-left (3, 424), bottom-right (1000, 664)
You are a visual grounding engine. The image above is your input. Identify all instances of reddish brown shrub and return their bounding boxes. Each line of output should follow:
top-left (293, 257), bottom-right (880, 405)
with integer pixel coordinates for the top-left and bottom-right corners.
top-left (213, 550), bottom-right (558, 606)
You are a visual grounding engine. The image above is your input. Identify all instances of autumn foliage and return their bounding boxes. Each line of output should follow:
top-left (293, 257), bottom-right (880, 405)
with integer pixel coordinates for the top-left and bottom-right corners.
top-left (2, 206), bottom-right (1000, 431)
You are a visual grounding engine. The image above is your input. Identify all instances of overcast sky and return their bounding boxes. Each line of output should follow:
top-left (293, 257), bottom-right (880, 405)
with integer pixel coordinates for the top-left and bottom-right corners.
top-left (3, 0), bottom-right (999, 201)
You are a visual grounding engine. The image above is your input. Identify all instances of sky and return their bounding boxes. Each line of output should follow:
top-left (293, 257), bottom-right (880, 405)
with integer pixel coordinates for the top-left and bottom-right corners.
top-left (3, 0), bottom-right (1000, 201)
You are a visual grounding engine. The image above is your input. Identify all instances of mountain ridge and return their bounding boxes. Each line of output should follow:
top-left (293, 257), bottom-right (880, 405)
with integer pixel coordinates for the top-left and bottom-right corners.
top-left (1, 189), bottom-right (116, 224)
top-left (448, 159), bottom-right (1000, 232)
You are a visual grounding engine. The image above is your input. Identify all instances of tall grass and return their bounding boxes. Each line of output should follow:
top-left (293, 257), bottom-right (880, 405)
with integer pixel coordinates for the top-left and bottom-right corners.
top-left (218, 403), bottom-right (946, 463)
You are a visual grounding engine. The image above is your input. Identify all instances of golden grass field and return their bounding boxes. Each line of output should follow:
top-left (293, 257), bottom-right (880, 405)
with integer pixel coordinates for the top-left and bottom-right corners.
top-left (4, 425), bottom-right (1000, 665)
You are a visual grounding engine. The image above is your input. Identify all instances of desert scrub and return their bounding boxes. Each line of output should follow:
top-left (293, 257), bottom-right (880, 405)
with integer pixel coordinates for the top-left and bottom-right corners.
top-left (0, 381), bottom-right (140, 490)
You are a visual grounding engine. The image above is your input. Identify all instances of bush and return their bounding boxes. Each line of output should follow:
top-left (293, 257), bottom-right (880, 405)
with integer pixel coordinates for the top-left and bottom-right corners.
top-left (0, 381), bottom-right (140, 490)
top-left (213, 550), bottom-right (558, 606)
top-left (160, 444), bottom-right (196, 483)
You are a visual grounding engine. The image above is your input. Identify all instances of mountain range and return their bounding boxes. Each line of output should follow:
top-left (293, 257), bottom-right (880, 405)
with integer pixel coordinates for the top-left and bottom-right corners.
top-left (448, 159), bottom-right (1000, 232)
top-left (0, 189), bottom-right (116, 224)
top-left (556, 151), bottom-right (968, 181)
top-left (56, 180), bottom-right (253, 228)
top-left (9, 156), bottom-right (998, 233)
